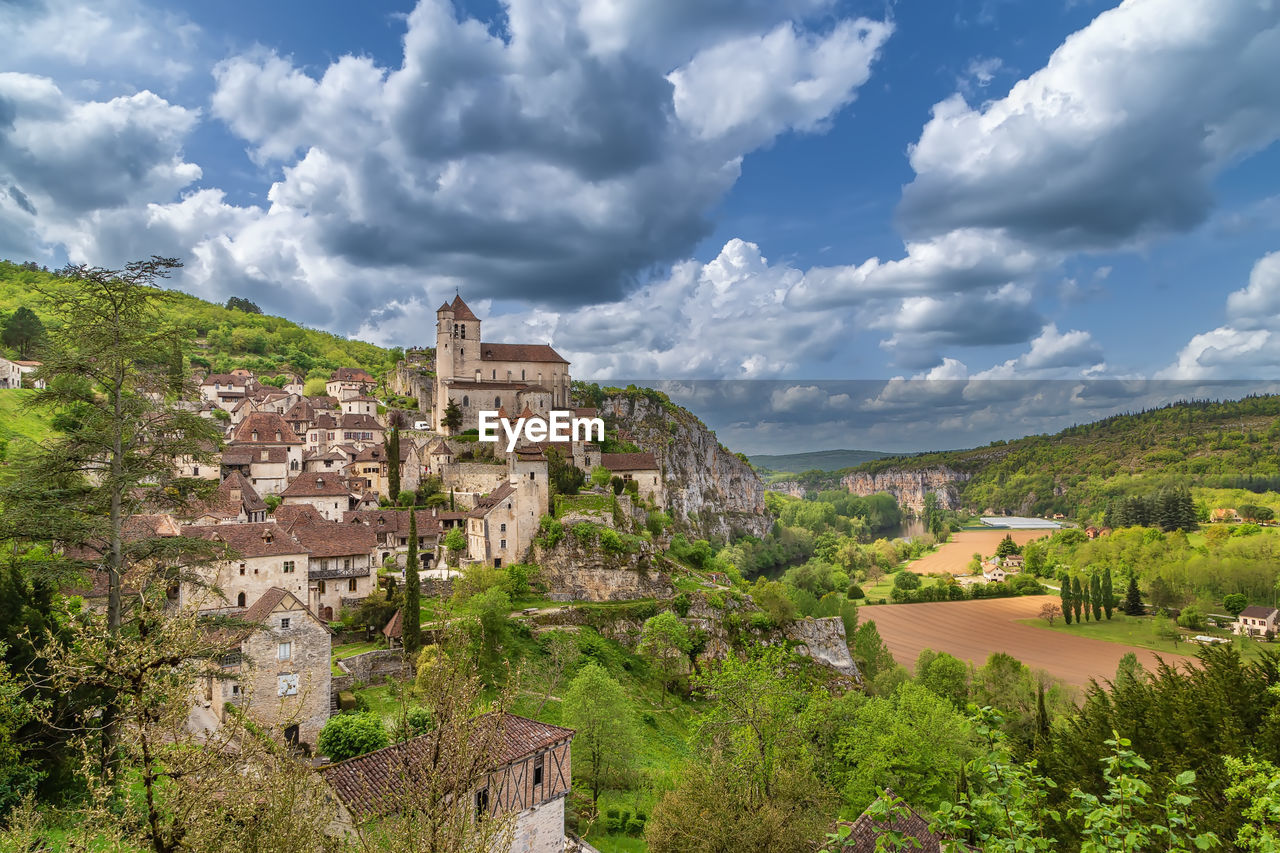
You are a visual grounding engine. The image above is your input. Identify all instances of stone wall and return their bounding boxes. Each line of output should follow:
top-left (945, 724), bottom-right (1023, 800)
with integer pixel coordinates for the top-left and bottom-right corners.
top-left (336, 648), bottom-right (410, 683)
top-left (532, 536), bottom-right (674, 602)
top-left (237, 605), bottom-right (331, 748)
top-left (510, 796), bottom-right (567, 853)
top-left (441, 461), bottom-right (509, 495)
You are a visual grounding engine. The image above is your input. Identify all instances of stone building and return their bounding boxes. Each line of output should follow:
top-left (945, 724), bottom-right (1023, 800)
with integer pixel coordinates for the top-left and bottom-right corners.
top-left (318, 713), bottom-right (573, 853)
top-left (274, 504), bottom-right (378, 619)
top-left (182, 471), bottom-right (268, 525)
top-left (228, 412), bottom-right (304, 495)
top-left (326, 367), bottom-right (376, 401)
top-left (432, 295), bottom-right (570, 433)
top-left (279, 472), bottom-right (356, 521)
top-left (600, 452), bottom-right (664, 507)
top-left (206, 587), bottom-right (332, 749)
top-left (181, 522), bottom-right (310, 610)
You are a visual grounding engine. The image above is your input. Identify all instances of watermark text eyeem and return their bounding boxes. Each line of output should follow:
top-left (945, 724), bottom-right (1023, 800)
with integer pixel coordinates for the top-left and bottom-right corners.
top-left (477, 410), bottom-right (604, 452)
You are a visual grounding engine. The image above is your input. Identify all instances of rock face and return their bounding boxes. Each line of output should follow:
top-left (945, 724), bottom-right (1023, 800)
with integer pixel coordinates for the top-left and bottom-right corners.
top-left (389, 361), bottom-right (433, 413)
top-left (841, 466), bottom-right (970, 514)
top-left (596, 391), bottom-right (771, 541)
top-left (532, 536), bottom-right (675, 602)
top-left (784, 617), bottom-right (861, 681)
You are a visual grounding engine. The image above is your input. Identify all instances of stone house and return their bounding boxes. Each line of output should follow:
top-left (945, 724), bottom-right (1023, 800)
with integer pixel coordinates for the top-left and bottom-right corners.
top-left (337, 412), bottom-right (384, 449)
top-left (342, 508), bottom-right (445, 568)
top-left (1235, 605), bottom-right (1280, 637)
top-left (347, 444), bottom-right (391, 499)
top-left (1000, 554), bottom-right (1025, 570)
top-left (982, 566), bottom-right (1007, 583)
top-left (302, 448), bottom-right (349, 474)
top-left (199, 373), bottom-right (259, 410)
top-left (205, 587), bottom-right (332, 750)
top-left (467, 482), bottom-right (518, 567)
top-left (326, 367), bottom-right (376, 401)
top-left (0, 356), bottom-right (45, 389)
top-left (318, 713), bottom-right (573, 853)
top-left (181, 523), bottom-right (311, 610)
top-left (229, 412), bottom-right (304, 494)
top-left (340, 395), bottom-right (378, 417)
top-left (280, 472), bottom-right (356, 521)
top-left (275, 505), bottom-right (378, 620)
top-left (601, 452), bottom-right (664, 507)
top-left (182, 471), bottom-right (269, 525)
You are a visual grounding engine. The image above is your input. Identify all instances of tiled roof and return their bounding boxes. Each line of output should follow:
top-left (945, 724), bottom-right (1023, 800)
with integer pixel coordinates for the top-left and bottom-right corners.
top-left (382, 608), bottom-right (402, 639)
top-left (342, 509), bottom-right (445, 537)
top-left (449, 294), bottom-right (479, 321)
top-left (1240, 606), bottom-right (1278, 619)
top-left (479, 342), bottom-right (567, 364)
top-left (837, 792), bottom-right (953, 853)
top-left (180, 523), bottom-right (310, 558)
top-left (331, 367), bottom-right (375, 382)
top-left (281, 473), bottom-right (353, 498)
top-left (318, 713), bottom-right (572, 821)
top-left (282, 511), bottom-right (378, 558)
top-left (221, 447), bottom-right (254, 465)
top-left (184, 472), bottom-right (267, 520)
top-left (340, 413), bottom-right (383, 431)
top-left (232, 412), bottom-right (303, 445)
top-left (601, 452), bottom-right (658, 472)
top-left (468, 482), bottom-right (515, 518)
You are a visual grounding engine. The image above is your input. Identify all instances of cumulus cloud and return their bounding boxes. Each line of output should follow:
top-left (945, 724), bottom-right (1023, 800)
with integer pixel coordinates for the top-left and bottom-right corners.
top-left (1162, 251), bottom-right (1280, 379)
top-left (899, 0), bottom-right (1280, 248)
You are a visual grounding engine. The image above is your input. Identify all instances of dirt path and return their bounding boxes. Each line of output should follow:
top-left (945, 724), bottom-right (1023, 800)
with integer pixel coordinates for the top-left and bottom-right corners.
top-left (910, 528), bottom-right (1056, 576)
top-left (864, 596), bottom-right (1194, 688)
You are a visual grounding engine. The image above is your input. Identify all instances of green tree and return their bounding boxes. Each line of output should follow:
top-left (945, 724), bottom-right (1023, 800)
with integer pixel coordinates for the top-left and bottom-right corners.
top-left (1073, 575), bottom-right (1086, 622)
top-left (1224, 593), bottom-right (1250, 617)
top-left (444, 526), bottom-right (467, 567)
top-left (318, 713), bottom-right (389, 762)
top-left (1061, 573), bottom-right (1074, 625)
top-left (563, 662), bottom-right (638, 805)
top-left (223, 296), bottom-right (262, 313)
top-left (915, 649), bottom-right (969, 708)
top-left (852, 621), bottom-right (897, 685)
top-left (402, 504), bottom-right (422, 656)
top-left (442, 398), bottom-right (463, 432)
top-left (1122, 575), bottom-right (1144, 616)
top-left (996, 534), bottom-right (1020, 559)
top-left (386, 425), bottom-right (401, 501)
top-left (589, 465), bottom-right (612, 488)
top-left (1, 306), bottom-right (44, 358)
top-left (1102, 566), bottom-right (1114, 620)
top-left (1090, 571), bottom-right (1103, 622)
top-left (639, 611), bottom-right (692, 707)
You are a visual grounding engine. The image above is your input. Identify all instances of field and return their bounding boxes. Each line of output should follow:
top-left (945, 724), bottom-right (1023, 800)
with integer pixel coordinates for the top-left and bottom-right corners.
top-left (865, 596), bottom-right (1193, 687)
top-left (908, 528), bottom-right (1054, 576)
top-left (0, 389), bottom-right (52, 445)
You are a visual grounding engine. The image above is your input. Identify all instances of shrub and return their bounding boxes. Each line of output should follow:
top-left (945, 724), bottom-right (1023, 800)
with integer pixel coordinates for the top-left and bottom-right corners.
top-left (318, 713), bottom-right (388, 761)
top-left (893, 571), bottom-right (922, 590)
top-left (626, 818), bottom-right (645, 835)
top-left (847, 583), bottom-right (865, 600)
top-left (536, 515), bottom-right (564, 548)
top-left (1177, 605), bottom-right (1206, 630)
top-left (672, 592), bottom-right (692, 617)
top-left (571, 522), bottom-right (598, 544)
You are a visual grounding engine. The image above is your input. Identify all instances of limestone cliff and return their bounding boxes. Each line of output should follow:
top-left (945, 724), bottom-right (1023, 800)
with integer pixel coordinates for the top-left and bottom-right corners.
top-left (594, 390), bottom-right (772, 541)
top-left (841, 466), bottom-right (970, 514)
top-left (532, 534), bottom-right (675, 602)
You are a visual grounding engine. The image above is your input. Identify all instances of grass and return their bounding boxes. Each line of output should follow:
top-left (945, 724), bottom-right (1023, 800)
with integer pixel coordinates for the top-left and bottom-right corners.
top-left (859, 571), bottom-right (937, 604)
top-left (0, 388), bottom-right (52, 445)
top-left (556, 492), bottom-right (617, 516)
top-left (332, 640), bottom-right (384, 674)
top-left (1021, 611), bottom-right (1268, 659)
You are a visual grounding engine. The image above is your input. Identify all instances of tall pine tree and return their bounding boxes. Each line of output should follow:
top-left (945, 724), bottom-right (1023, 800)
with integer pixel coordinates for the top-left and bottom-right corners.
top-left (1089, 572), bottom-right (1103, 621)
top-left (1122, 575), bottom-right (1144, 616)
top-left (1060, 573), bottom-right (1073, 625)
top-left (386, 425), bottom-right (401, 502)
top-left (402, 503), bottom-right (421, 655)
top-left (1073, 576), bottom-right (1086, 622)
top-left (1102, 567), bottom-right (1114, 620)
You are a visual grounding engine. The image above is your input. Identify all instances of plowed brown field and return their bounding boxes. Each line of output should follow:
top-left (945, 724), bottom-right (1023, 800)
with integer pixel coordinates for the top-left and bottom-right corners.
top-left (864, 596), bottom-right (1193, 687)
top-left (911, 528), bottom-right (1056, 576)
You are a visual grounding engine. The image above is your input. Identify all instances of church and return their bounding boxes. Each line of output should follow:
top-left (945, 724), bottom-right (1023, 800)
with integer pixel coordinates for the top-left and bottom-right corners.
top-left (432, 295), bottom-right (571, 434)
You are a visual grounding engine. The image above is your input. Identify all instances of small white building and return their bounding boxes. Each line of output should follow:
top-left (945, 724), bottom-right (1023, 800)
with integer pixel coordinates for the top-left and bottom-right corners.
top-left (1235, 605), bottom-right (1279, 637)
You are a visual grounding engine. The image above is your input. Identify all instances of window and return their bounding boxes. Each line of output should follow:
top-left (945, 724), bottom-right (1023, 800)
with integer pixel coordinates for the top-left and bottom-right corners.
top-left (237, 592), bottom-right (246, 607)
top-left (500, 539), bottom-right (506, 549)
top-left (283, 561), bottom-right (295, 574)
top-left (474, 788), bottom-right (489, 817)
top-left (500, 523), bottom-right (506, 532)
top-left (280, 618), bottom-right (290, 629)
top-left (278, 642), bottom-right (291, 660)
top-left (318, 580), bottom-right (327, 594)
top-left (239, 563), bottom-right (246, 576)
top-left (533, 755), bottom-right (544, 786)
top-left (463, 395), bottom-right (469, 407)
top-left (348, 578), bottom-right (358, 592)
top-left (193, 466), bottom-right (200, 477)
top-left (530, 472), bottom-right (535, 481)
top-left (277, 674), bottom-right (299, 696)
top-left (495, 396), bottom-right (501, 406)
top-left (343, 558), bottom-right (352, 570)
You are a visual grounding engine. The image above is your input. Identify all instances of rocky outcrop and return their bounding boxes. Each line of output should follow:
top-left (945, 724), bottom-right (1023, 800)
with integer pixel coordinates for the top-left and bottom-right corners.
top-left (389, 361), bottom-right (433, 413)
top-left (841, 466), bottom-right (969, 514)
top-left (596, 391), bottom-right (771, 541)
top-left (784, 617), bottom-right (860, 680)
top-left (532, 535), bottom-right (675, 602)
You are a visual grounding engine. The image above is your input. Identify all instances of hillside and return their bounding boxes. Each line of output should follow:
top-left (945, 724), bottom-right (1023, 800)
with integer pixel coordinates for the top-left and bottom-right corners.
top-left (749, 448), bottom-right (895, 475)
top-left (792, 395), bottom-right (1280, 520)
top-left (0, 260), bottom-right (401, 380)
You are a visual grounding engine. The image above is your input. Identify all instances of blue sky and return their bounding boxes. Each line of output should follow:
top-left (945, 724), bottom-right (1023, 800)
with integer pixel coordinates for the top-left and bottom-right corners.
top-left (2, 0), bottom-right (1280, 404)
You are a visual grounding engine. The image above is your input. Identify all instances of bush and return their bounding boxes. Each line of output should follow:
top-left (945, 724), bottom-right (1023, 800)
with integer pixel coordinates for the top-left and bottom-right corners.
top-left (626, 818), bottom-right (645, 835)
top-left (847, 583), bottom-right (865, 600)
top-left (536, 515), bottom-right (564, 548)
top-left (673, 591), bottom-right (692, 617)
top-left (318, 713), bottom-right (388, 761)
top-left (1177, 605), bottom-right (1206, 630)
top-left (893, 571), bottom-right (921, 591)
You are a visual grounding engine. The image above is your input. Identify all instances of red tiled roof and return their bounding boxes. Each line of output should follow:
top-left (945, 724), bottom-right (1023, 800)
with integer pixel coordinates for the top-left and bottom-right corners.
top-left (331, 368), bottom-right (375, 382)
top-left (479, 342), bottom-right (567, 364)
top-left (281, 473), bottom-right (354, 498)
top-left (837, 792), bottom-right (955, 853)
top-left (183, 472), bottom-right (267, 520)
top-left (449, 294), bottom-right (479, 321)
top-left (280, 510), bottom-right (377, 558)
top-left (382, 608), bottom-right (402, 639)
top-left (232, 412), bottom-right (303, 445)
top-left (601, 452), bottom-right (658, 472)
top-left (468, 482), bottom-right (515, 518)
top-left (180, 522), bottom-right (310, 559)
top-left (342, 509), bottom-right (444, 537)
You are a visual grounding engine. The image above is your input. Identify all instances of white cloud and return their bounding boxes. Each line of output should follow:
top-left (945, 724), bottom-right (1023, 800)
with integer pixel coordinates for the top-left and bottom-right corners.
top-left (900, 0), bottom-right (1280, 248)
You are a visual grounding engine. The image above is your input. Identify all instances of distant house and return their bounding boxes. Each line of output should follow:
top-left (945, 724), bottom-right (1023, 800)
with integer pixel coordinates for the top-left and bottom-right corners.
top-left (280, 472), bottom-right (356, 521)
top-left (318, 713), bottom-right (574, 852)
top-left (1001, 554), bottom-right (1025, 570)
top-left (182, 471), bottom-right (269, 525)
top-left (1085, 526), bottom-right (1100, 539)
top-left (0, 356), bottom-right (45, 389)
top-left (1212, 508), bottom-right (1242, 523)
top-left (274, 504), bottom-right (377, 619)
top-left (600, 451), bottom-right (664, 507)
top-left (1234, 605), bottom-right (1279, 638)
top-left (983, 566), bottom-right (1007, 583)
top-left (326, 367), bottom-right (376, 401)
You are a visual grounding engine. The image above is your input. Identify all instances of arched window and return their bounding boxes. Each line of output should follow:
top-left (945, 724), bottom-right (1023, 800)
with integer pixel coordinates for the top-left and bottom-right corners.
top-left (495, 396), bottom-right (501, 407)
top-left (237, 592), bottom-right (246, 607)
top-left (462, 395), bottom-right (469, 407)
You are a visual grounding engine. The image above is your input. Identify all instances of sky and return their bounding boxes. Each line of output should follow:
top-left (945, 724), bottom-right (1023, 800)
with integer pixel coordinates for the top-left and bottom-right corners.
top-left (2, 0), bottom-right (1280, 451)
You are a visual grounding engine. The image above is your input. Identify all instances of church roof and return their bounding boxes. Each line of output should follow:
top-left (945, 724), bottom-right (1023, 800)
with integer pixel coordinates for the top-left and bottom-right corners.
top-left (450, 294), bottom-right (479, 321)
top-left (479, 342), bottom-right (567, 364)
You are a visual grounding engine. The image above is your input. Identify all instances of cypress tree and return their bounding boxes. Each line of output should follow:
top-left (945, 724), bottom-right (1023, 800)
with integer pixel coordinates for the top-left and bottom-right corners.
top-left (386, 425), bottom-right (401, 502)
top-left (402, 502), bottom-right (421, 655)
top-left (1060, 574), bottom-right (1073, 625)
top-left (1090, 572), bottom-right (1103, 621)
top-left (1102, 567), bottom-right (1114, 620)
top-left (1072, 576), bottom-right (1086, 622)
